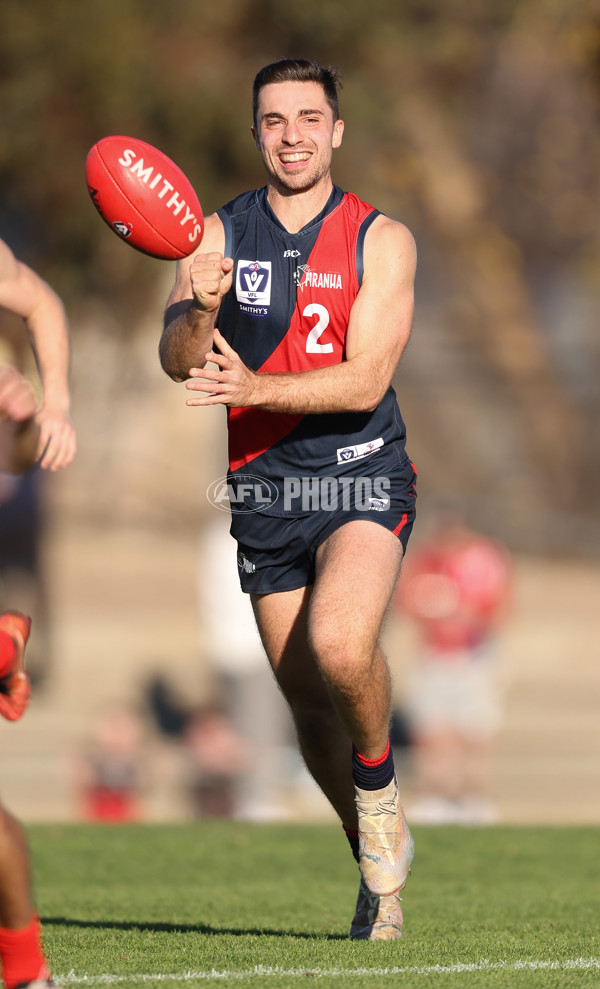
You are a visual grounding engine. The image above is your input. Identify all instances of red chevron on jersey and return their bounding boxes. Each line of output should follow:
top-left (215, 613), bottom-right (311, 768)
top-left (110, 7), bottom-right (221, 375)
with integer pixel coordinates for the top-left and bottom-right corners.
top-left (227, 406), bottom-right (303, 471)
top-left (227, 193), bottom-right (375, 472)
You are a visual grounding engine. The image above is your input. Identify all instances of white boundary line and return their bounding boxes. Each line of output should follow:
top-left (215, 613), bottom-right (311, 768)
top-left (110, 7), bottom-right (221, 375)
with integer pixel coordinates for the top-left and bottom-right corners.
top-left (56, 957), bottom-right (600, 982)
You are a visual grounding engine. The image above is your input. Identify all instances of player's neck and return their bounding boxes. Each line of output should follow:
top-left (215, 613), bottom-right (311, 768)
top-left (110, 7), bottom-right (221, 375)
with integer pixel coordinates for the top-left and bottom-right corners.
top-left (266, 178), bottom-right (334, 233)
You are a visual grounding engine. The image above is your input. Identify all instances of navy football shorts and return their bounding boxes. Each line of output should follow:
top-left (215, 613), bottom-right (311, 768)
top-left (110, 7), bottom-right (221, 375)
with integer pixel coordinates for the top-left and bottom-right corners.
top-left (229, 451), bottom-right (417, 595)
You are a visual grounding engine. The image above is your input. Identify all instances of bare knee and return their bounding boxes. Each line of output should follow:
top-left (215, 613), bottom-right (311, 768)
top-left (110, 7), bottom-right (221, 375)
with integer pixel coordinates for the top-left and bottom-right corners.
top-left (309, 619), bottom-right (368, 684)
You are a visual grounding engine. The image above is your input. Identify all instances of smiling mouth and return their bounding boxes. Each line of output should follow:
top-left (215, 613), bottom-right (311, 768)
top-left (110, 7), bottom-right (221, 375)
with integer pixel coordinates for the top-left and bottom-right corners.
top-left (279, 152), bottom-right (311, 163)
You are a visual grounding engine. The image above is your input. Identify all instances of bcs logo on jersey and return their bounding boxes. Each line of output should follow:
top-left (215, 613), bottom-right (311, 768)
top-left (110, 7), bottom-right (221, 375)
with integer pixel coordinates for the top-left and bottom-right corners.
top-left (236, 260), bottom-right (272, 319)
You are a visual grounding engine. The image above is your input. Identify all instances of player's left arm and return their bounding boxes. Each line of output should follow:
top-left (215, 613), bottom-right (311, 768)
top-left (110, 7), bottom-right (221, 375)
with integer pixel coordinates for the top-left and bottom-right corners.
top-left (184, 216), bottom-right (416, 411)
top-left (0, 240), bottom-right (75, 470)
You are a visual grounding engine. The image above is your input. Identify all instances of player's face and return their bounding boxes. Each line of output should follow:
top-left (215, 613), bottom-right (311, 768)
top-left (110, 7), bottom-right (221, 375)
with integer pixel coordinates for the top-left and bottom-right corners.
top-left (252, 81), bottom-right (344, 194)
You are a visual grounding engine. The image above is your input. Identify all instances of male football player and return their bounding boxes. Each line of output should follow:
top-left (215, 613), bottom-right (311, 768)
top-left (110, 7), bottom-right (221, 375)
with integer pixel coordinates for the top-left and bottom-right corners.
top-left (160, 59), bottom-right (417, 940)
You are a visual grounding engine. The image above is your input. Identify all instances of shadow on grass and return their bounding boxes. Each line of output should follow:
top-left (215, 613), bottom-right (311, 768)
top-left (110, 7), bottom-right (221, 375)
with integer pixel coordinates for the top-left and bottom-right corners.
top-left (43, 916), bottom-right (347, 941)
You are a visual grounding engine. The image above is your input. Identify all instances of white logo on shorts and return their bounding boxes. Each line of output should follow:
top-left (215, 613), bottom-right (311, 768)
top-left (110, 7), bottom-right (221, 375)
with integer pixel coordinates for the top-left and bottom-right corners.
top-left (237, 551), bottom-right (256, 574)
top-left (368, 497), bottom-right (389, 512)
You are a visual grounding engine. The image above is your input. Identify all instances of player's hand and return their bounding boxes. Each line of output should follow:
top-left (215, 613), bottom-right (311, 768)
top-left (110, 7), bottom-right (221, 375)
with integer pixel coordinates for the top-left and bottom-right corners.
top-left (0, 613), bottom-right (32, 722)
top-left (0, 365), bottom-right (37, 422)
top-left (35, 407), bottom-right (76, 470)
top-left (190, 253), bottom-right (234, 313)
top-left (185, 329), bottom-right (258, 407)
top-left (0, 668), bottom-right (32, 721)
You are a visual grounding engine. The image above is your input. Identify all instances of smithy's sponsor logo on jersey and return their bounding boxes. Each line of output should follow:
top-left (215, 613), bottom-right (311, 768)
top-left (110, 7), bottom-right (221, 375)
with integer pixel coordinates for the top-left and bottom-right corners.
top-left (236, 260), bottom-right (272, 318)
top-left (296, 264), bottom-right (343, 292)
top-left (337, 438), bottom-right (384, 464)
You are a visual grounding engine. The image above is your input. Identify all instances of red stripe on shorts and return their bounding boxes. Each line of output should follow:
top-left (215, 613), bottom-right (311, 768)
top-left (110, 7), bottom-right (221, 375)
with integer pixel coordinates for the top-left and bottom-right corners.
top-left (393, 513), bottom-right (408, 537)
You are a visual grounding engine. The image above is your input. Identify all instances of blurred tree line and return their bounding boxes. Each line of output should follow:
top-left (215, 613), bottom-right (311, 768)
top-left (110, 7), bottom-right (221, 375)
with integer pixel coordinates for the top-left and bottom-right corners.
top-left (0, 0), bottom-right (598, 552)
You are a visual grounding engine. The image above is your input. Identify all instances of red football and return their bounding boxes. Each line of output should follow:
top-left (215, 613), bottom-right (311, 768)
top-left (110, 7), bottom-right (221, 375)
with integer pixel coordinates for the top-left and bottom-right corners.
top-left (86, 136), bottom-right (204, 260)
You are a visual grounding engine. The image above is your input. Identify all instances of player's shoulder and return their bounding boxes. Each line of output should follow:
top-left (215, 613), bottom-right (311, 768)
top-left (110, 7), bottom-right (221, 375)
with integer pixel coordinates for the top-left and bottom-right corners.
top-left (198, 211), bottom-right (226, 252)
top-left (367, 213), bottom-right (416, 255)
top-left (362, 213), bottom-right (417, 282)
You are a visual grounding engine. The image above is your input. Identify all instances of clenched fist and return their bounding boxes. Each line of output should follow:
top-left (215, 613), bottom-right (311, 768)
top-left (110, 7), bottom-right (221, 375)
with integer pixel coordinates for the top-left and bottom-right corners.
top-left (190, 253), bottom-right (234, 313)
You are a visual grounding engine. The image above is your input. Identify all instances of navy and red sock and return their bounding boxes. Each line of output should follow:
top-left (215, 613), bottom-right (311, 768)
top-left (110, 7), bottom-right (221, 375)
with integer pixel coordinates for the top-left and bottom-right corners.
top-left (351, 739), bottom-right (395, 791)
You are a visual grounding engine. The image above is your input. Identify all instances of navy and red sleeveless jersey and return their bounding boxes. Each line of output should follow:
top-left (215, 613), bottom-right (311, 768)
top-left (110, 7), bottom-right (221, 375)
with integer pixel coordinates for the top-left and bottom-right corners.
top-left (216, 185), bottom-right (408, 508)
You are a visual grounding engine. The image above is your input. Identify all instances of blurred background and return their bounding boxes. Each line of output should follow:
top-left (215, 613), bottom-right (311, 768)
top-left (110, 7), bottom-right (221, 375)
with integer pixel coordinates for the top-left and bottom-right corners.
top-left (0, 0), bottom-right (598, 824)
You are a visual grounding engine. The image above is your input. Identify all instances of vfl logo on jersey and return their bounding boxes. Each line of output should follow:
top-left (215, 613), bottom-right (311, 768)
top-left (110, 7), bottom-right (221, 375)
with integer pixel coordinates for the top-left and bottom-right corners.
top-left (236, 260), bottom-right (272, 319)
top-left (337, 437), bottom-right (384, 464)
top-left (296, 264), bottom-right (343, 292)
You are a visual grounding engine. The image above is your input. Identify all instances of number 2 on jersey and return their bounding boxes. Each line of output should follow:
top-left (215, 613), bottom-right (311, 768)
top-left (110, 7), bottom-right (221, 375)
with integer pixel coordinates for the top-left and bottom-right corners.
top-left (304, 303), bottom-right (333, 354)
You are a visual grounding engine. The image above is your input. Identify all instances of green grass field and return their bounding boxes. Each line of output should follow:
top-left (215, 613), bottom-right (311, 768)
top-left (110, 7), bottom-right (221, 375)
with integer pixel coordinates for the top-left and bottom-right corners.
top-left (28, 822), bottom-right (599, 988)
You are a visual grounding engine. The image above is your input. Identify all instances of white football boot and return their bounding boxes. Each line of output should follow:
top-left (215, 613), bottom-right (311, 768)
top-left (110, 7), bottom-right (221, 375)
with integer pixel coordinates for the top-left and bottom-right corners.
top-left (355, 776), bottom-right (414, 896)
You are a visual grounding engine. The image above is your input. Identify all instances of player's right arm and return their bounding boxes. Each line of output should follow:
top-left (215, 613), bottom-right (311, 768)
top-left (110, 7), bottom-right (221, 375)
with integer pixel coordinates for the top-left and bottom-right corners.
top-left (159, 213), bottom-right (231, 382)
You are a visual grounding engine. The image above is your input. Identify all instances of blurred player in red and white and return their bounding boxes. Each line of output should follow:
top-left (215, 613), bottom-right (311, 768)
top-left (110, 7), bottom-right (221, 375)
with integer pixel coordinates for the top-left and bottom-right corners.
top-left (0, 239), bottom-right (75, 988)
top-left (0, 367), bottom-right (58, 988)
top-left (396, 502), bottom-right (512, 825)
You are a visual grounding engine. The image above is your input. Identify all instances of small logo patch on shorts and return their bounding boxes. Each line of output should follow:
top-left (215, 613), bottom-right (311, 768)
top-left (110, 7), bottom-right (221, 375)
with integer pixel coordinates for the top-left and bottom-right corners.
top-left (337, 438), bottom-right (384, 464)
top-left (237, 552), bottom-right (256, 574)
top-left (368, 497), bottom-right (389, 512)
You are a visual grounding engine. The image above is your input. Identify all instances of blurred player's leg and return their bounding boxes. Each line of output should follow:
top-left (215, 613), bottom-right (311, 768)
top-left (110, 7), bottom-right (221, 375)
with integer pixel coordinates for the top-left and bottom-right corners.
top-left (0, 614), bottom-right (59, 989)
top-left (0, 808), bottom-right (57, 989)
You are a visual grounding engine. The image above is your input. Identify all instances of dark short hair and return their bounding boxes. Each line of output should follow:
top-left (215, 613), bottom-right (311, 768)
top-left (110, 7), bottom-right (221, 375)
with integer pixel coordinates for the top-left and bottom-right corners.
top-left (252, 59), bottom-right (342, 126)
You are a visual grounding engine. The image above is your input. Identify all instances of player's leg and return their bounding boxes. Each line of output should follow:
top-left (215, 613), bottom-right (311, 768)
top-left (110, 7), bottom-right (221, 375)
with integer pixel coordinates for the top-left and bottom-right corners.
top-left (309, 520), bottom-right (414, 900)
top-left (309, 520), bottom-right (403, 757)
top-left (0, 805), bottom-right (34, 929)
top-left (409, 727), bottom-right (466, 823)
top-left (251, 586), bottom-right (357, 829)
top-left (251, 530), bottom-right (411, 941)
top-left (252, 588), bottom-right (406, 940)
top-left (0, 805), bottom-right (54, 988)
top-left (0, 613), bottom-right (56, 987)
